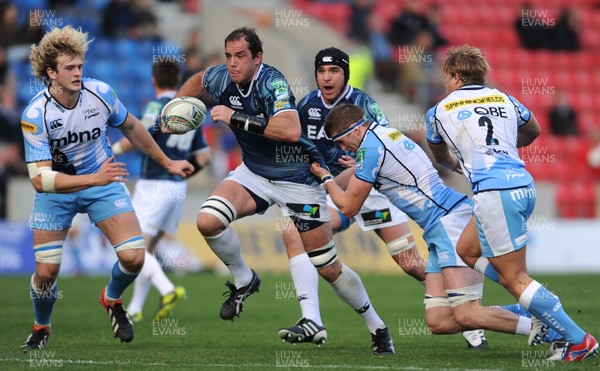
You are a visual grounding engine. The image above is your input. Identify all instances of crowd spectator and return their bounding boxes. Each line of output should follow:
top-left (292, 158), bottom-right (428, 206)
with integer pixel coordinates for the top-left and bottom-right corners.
top-left (130, 0), bottom-right (160, 41)
top-left (101, 0), bottom-right (135, 39)
top-left (367, 13), bottom-right (398, 92)
top-left (554, 7), bottom-right (581, 51)
top-left (0, 2), bottom-right (21, 48)
top-left (347, 0), bottom-right (373, 42)
top-left (425, 4), bottom-right (448, 49)
top-left (549, 90), bottom-right (579, 136)
top-left (387, 0), bottom-right (429, 46)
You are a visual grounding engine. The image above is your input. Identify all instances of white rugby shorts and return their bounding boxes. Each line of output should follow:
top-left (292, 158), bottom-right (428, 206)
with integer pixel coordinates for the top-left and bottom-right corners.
top-left (226, 163), bottom-right (330, 223)
top-left (132, 179), bottom-right (187, 236)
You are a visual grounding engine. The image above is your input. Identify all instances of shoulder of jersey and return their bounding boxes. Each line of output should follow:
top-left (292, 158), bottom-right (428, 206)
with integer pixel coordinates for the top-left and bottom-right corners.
top-left (298, 89), bottom-right (320, 107)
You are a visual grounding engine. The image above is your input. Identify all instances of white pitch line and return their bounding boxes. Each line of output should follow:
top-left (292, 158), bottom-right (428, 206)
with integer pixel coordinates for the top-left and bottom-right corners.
top-left (0, 358), bottom-right (501, 370)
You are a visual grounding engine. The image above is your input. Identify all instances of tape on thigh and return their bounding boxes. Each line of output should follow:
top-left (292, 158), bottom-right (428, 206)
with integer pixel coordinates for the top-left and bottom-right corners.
top-left (199, 196), bottom-right (237, 228)
top-left (446, 283), bottom-right (484, 307)
top-left (307, 240), bottom-right (337, 269)
top-left (34, 240), bottom-right (65, 264)
top-left (113, 235), bottom-right (145, 252)
top-left (423, 294), bottom-right (451, 310)
top-left (386, 233), bottom-right (415, 255)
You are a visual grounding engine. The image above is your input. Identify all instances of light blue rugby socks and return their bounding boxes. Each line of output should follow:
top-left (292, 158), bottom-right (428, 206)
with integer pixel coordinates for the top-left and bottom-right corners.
top-left (519, 280), bottom-right (586, 344)
top-left (106, 261), bottom-right (139, 300)
top-left (30, 275), bottom-right (58, 326)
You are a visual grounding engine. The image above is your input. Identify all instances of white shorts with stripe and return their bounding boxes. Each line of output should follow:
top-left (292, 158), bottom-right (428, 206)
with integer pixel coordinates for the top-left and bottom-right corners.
top-left (473, 183), bottom-right (536, 258)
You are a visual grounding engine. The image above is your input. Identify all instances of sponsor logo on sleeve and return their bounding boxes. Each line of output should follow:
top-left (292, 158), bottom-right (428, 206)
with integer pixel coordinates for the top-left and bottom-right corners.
top-left (387, 130), bottom-right (402, 141)
top-left (21, 121), bottom-right (38, 133)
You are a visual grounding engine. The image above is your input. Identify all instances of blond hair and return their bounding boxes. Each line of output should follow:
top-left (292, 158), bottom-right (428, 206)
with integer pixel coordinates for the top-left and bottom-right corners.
top-left (29, 25), bottom-right (92, 83)
top-left (443, 45), bottom-right (491, 86)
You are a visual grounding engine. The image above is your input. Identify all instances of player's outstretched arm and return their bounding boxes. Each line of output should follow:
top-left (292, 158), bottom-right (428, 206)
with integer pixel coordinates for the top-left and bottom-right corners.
top-left (119, 113), bottom-right (193, 177)
top-left (428, 141), bottom-right (462, 174)
top-left (175, 70), bottom-right (205, 99)
top-left (517, 112), bottom-right (541, 148)
top-left (28, 157), bottom-right (128, 194)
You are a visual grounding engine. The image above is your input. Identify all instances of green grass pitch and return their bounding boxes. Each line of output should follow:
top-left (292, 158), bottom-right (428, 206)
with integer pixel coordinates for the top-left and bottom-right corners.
top-left (1, 273), bottom-right (599, 370)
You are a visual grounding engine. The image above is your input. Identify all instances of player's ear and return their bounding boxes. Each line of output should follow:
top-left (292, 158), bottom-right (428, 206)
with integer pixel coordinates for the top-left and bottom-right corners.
top-left (254, 51), bottom-right (263, 65)
top-left (46, 66), bottom-right (56, 80)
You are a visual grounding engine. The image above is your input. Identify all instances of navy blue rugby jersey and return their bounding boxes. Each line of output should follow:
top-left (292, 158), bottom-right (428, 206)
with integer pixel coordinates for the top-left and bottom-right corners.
top-left (203, 63), bottom-right (322, 185)
top-left (297, 85), bottom-right (388, 176)
top-left (139, 92), bottom-right (209, 181)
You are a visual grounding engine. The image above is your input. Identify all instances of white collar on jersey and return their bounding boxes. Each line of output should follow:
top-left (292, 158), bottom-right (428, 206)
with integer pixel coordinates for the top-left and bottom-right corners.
top-left (318, 84), bottom-right (353, 109)
top-left (457, 84), bottom-right (485, 91)
top-left (235, 63), bottom-right (263, 98)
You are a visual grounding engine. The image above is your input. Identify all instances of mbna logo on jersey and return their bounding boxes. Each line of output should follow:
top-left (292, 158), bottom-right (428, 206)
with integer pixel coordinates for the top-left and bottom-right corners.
top-left (457, 110), bottom-right (472, 120)
top-left (361, 208), bottom-right (391, 226)
top-left (286, 203), bottom-right (320, 218)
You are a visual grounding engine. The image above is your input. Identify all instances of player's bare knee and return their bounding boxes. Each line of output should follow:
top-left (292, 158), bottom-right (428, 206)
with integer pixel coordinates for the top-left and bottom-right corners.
top-left (316, 262), bottom-right (341, 283)
top-left (114, 236), bottom-right (145, 271)
top-left (423, 295), bottom-right (453, 333)
top-left (196, 213), bottom-right (225, 237)
top-left (118, 249), bottom-right (144, 272)
top-left (426, 318), bottom-right (453, 334)
top-left (198, 196), bottom-right (236, 237)
top-left (34, 268), bottom-right (59, 284)
top-left (446, 283), bottom-right (484, 327)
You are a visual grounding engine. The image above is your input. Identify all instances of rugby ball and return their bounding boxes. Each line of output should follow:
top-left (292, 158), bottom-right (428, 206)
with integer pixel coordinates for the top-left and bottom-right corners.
top-left (161, 96), bottom-right (207, 134)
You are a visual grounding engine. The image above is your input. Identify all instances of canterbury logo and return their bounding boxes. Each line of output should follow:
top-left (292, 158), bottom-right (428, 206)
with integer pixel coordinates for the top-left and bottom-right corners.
top-left (308, 108), bottom-right (321, 119)
top-left (356, 302), bottom-right (371, 314)
top-left (114, 199), bottom-right (128, 208)
top-left (322, 56), bottom-right (332, 62)
top-left (229, 96), bottom-right (242, 107)
top-left (49, 119), bottom-right (63, 130)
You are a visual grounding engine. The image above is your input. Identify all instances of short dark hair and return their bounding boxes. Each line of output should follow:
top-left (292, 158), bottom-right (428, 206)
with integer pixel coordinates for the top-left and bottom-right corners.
top-left (225, 27), bottom-right (263, 59)
top-left (324, 104), bottom-right (366, 138)
top-left (152, 60), bottom-right (181, 89)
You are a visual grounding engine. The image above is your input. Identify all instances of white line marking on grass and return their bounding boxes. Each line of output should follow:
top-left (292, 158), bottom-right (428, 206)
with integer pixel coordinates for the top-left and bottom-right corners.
top-left (1, 358), bottom-right (501, 370)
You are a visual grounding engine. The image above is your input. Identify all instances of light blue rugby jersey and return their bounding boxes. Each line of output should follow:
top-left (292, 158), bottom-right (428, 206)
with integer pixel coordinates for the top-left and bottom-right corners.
top-left (426, 85), bottom-right (533, 193)
top-left (21, 78), bottom-right (128, 175)
top-left (203, 63), bottom-right (323, 185)
top-left (354, 122), bottom-right (466, 233)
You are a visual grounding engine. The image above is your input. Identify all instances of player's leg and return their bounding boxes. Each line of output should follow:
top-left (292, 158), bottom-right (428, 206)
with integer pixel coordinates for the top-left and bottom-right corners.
top-left (374, 222), bottom-right (425, 282)
top-left (424, 271), bottom-right (461, 334)
top-left (128, 180), bottom-right (186, 321)
top-left (281, 220), bottom-right (323, 327)
top-left (21, 191), bottom-right (78, 352)
top-left (197, 166), bottom-right (268, 320)
top-left (302, 222), bottom-right (393, 354)
top-left (96, 210), bottom-right (144, 343)
top-left (443, 266), bottom-right (532, 336)
top-left (21, 228), bottom-right (68, 352)
top-left (456, 216), bottom-right (500, 283)
top-left (473, 187), bottom-right (597, 362)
